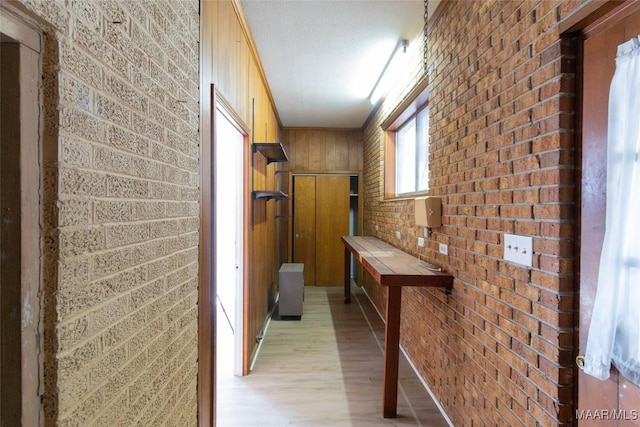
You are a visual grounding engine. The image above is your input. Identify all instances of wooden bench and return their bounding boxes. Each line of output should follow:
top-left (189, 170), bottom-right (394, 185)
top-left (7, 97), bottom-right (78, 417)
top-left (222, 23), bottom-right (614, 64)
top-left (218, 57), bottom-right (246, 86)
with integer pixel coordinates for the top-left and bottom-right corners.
top-left (341, 235), bottom-right (453, 418)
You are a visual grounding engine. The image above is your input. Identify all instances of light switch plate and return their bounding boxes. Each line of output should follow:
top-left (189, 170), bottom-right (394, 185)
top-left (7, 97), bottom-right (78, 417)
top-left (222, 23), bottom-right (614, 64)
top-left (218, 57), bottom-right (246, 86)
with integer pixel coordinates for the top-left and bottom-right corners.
top-left (504, 234), bottom-right (532, 267)
top-left (395, 231), bottom-right (402, 240)
top-left (418, 237), bottom-right (425, 247)
top-left (439, 243), bottom-right (448, 255)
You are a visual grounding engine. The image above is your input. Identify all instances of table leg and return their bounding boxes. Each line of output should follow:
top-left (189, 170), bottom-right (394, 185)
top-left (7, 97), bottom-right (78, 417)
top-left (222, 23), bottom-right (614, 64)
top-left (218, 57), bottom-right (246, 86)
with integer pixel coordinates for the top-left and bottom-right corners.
top-left (344, 247), bottom-right (351, 304)
top-left (383, 286), bottom-right (402, 418)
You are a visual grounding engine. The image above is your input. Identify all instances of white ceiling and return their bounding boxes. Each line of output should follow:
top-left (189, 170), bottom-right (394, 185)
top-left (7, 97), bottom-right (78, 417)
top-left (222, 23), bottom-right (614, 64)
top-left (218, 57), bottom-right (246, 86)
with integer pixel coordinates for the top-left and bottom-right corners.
top-left (240, 0), bottom-right (431, 129)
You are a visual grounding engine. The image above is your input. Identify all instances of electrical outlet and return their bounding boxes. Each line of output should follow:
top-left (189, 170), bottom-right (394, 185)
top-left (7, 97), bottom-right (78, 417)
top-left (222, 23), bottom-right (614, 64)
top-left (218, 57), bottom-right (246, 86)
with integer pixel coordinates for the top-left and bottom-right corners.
top-left (439, 243), bottom-right (448, 255)
top-left (395, 231), bottom-right (402, 240)
top-left (504, 234), bottom-right (532, 267)
top-left (418, 237), bottom-right (425, 247)
top-left (375, 225), bottom-right (379, 231)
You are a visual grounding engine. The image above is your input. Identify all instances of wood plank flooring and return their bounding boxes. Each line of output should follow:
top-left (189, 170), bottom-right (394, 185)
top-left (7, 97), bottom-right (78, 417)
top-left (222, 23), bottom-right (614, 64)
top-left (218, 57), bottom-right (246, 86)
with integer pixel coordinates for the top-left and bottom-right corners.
top-left (217, 285), bottom-right (451, 426)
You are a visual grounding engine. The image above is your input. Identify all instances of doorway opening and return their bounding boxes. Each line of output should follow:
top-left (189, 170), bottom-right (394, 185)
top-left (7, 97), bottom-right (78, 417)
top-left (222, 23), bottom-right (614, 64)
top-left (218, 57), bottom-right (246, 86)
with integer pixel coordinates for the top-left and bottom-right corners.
top-left (0, 8), bottom-right (43, 426)
top-left (214, 105), bottom-right (246, 380)
top-left (572, 1), bottom-right (640, 422)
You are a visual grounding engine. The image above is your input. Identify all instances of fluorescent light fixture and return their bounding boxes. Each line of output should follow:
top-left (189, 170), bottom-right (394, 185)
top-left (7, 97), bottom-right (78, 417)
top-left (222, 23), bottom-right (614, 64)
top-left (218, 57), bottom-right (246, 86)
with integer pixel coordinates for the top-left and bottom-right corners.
top-left (350, 40), bottom-right (396, 98)
top-left (369, 39), bottom-right (409, 105)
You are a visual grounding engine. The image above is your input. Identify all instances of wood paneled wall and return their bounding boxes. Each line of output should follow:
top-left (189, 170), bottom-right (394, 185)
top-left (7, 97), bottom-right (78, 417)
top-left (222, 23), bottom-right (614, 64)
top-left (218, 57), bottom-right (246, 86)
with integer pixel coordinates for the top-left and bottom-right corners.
top-left (279, 128), bottom-right (363, 267)
top-left (200, 2), bottom-right (282, 422)
top-left (281, 128), bottom-right (363, 173)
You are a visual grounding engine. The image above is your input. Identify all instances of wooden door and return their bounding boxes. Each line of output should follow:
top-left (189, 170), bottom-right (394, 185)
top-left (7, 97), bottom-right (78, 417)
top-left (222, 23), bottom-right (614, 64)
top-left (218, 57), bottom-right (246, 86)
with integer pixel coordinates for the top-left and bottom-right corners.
top-left (293, 175), bottom-right (350, 286)
top-left (293, 176), bottom-right (316, 285)
top-left (315, 175), bottom-right (350, 286)
top-left (579, 4), bottom-right (640, 424)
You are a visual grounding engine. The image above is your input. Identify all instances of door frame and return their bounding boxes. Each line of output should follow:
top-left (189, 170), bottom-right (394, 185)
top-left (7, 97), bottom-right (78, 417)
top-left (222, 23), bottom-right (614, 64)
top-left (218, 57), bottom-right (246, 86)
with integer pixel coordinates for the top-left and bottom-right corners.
top-left (561, 0), bottom-right (640, 422)
top-left (198, 86), bottom-right (252, 425)
top-left (0, 6), bottom-right (44, 425)
top-left (214, 97), bottom-right (251, 376)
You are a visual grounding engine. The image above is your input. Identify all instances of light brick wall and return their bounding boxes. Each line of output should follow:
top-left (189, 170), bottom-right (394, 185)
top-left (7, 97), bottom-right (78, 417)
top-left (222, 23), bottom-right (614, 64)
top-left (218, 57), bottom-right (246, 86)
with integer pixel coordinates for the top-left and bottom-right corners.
top-left (13, 0), bottom-right (200, 425)
top-left (363, 1), bottom-right (581, 425)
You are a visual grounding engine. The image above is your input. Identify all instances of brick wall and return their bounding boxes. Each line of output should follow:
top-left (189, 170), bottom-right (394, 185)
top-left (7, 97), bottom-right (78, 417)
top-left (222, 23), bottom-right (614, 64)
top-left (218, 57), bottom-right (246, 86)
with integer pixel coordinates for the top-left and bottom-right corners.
top-left (362, 1), bottom-right (582, 425)
top-left (12, 0), bottom-right (200, 425)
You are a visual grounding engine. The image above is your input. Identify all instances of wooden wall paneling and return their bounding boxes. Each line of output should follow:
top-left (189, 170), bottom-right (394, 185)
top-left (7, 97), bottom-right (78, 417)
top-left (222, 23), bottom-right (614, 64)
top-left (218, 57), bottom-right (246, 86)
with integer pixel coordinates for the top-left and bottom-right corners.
top-left (255, 86), bottom-right (265, 141)
top-left (336, 131), bottom-right (350, 171)
top-left (284, 130), bottom-right (295, 169)
top-left (230, 16), bottom-right (241, 110)
top-left (217, 0), bottom-right (232, 99)
top-left (246, 61), bottom-right (256, 139)
top-left (269, 95), bottom-right (276, 141)
top-left (325, 131), bottom-right (337, 171)
top-left (283, 128), bottom-right (363, 174)
top-left (268, 104), bottom-right (277, 141)
top-left (308, 130), bottom-right (324, 171)
top-left (206, 0), bottom-right (219, 90)
top-left (349, 132), bottom-right (363, 171)
top-left (295, 130), bottom-right (310, 171)
top-left (238, 29), bottom-right (250, 124)
top-left (201, 0), bottom-right (286, 414)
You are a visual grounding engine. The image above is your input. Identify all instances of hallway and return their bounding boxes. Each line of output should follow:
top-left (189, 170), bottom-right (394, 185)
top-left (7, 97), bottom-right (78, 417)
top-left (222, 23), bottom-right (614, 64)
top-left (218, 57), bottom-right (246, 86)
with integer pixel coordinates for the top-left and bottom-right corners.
top-left (217, 286), bottom-right (450, 426)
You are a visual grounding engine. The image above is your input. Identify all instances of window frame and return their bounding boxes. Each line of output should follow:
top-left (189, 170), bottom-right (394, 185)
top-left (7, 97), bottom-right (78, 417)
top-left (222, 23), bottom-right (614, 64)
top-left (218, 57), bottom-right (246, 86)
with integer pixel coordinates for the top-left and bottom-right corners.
top-left (383, 80), bottom-right (430, 200)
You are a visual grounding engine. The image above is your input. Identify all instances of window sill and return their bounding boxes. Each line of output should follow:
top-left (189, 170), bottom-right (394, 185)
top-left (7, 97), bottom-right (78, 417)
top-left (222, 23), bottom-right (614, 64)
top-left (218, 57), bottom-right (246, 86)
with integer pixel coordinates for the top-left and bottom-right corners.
top-left (381, 191), bottom-right (430, 202)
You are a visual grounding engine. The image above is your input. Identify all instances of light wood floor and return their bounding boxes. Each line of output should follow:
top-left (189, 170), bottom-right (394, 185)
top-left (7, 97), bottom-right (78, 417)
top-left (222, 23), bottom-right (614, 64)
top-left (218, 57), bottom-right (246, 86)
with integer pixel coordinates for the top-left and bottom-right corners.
top-left (217, 285), bottom-right (451, 426)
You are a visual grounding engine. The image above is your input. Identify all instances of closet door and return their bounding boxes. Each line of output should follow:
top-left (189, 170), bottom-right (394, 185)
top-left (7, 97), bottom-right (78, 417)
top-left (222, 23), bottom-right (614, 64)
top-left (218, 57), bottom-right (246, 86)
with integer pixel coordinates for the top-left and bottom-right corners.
top-left (315, 175), bottom-right (350, 286)
top-left (292, 175), bottom-right (350, 286)
top-left (293, 176), bottom-right (316, 285)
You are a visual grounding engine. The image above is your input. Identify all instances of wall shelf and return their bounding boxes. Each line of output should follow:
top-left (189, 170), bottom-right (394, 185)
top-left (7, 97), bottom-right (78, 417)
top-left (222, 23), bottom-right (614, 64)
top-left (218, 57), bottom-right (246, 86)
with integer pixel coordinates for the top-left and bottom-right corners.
top-left (252, 190), bottom-right (289, 201)
top-left (253, 142), bottom-right (289, 164)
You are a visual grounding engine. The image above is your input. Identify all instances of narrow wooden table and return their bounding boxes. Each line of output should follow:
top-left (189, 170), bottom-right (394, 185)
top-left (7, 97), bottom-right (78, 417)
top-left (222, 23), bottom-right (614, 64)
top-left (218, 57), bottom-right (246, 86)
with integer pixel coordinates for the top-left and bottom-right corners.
top-left (342, 235), bottom-right (453, 418)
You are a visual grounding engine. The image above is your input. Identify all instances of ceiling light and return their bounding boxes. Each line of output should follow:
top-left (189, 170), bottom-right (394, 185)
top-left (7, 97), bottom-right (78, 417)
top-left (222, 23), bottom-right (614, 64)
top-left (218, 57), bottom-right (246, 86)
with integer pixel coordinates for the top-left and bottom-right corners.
top-left (369, 39), bottom-right (409, 105)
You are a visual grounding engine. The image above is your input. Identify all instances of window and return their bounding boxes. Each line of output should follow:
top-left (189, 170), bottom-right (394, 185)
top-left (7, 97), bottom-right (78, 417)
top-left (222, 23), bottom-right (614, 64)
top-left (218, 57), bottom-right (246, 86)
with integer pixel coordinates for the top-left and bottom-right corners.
top-left (395, 107), bottom-right (429, 194)
top-left (383, 80), bottom-right (430, 198)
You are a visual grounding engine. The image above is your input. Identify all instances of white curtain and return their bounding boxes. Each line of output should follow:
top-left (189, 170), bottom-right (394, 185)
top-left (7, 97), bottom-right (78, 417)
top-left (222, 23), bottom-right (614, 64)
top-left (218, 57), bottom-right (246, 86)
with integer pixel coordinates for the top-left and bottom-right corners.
top-left (585, 36), bottom-right (640, 386)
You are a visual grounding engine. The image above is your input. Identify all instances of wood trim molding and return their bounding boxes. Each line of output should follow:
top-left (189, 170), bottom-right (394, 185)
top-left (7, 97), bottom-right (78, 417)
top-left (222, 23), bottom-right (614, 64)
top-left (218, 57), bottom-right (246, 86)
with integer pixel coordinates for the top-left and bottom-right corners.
top-left (0, 7), bottom-right (44, 425)
top-left (559, 0), bottom-right (629, 34)
top-left (0, 7), bottom-right (40, 51)
top-left (198, 84), bottom-right (216, 427)
top-left (217, 89), bottom-right (251, 136)
top-left (381, 77), bottom-right (430, 130)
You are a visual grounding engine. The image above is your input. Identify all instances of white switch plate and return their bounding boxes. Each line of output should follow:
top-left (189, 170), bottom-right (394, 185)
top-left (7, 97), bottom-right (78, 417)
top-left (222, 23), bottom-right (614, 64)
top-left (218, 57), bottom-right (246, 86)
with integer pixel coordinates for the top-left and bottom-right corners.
top-left (439, 243), bottom-right (448, 255)
top-left (418, 237), bottom-right (425, 247)
top-left (504, 234), bottom-right (532, 267)
top-left (395, 231), bottom-right (402, 239)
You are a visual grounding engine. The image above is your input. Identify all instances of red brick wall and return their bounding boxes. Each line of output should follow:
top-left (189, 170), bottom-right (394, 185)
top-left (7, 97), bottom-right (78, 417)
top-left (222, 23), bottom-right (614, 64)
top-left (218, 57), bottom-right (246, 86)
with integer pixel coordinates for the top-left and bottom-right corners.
top-left (362, 1), bottom-right (584, 425)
